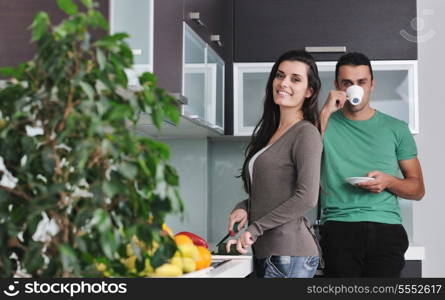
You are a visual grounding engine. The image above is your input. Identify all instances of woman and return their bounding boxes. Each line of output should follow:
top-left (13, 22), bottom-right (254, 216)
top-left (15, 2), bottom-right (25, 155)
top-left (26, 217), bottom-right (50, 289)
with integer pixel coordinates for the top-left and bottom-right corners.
top-left (226, 50), bottom-right (323, 278)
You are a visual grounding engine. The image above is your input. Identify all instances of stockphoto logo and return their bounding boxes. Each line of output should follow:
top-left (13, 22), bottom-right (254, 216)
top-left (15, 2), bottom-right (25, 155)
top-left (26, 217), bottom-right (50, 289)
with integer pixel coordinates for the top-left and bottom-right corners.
top-left (3, 281), bottom-right (20, 297)
top-left (3, 281), bottom-right (127, 297)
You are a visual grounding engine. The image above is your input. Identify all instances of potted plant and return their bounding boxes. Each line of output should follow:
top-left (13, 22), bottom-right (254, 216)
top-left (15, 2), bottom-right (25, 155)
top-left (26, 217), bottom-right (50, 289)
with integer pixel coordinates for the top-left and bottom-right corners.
top-left (0, 0), bottom-right (183, 277)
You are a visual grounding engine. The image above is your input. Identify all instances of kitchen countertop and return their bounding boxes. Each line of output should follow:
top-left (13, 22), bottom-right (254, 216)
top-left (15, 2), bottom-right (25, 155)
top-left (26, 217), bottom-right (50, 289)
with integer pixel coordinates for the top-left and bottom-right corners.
top-left (180, 255), bottom-right (253, 278)
top-left (180, 245), bottom-right (424, 278)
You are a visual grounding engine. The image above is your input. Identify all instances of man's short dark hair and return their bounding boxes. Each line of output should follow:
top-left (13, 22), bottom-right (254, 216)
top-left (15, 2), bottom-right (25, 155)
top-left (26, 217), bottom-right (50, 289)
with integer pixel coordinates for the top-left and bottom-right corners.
top-left (335, 52), bottom-right (374, 83)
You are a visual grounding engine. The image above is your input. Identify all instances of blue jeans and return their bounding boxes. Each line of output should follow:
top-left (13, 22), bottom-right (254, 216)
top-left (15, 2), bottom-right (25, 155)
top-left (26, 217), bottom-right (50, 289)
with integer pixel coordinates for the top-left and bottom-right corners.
top-left (254, 255), bottom-right (319, 278)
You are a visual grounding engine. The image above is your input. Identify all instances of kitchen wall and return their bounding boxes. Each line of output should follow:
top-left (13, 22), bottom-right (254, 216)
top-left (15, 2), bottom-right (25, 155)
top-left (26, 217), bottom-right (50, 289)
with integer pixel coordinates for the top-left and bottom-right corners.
top-left (413, 0), bottom-right (445, 277)
top-left (207, 139), bottom-right (249, 243)
top-left (161, 138), bottom-right (251, 243)
top-left (163, 139), bottom-right (209, 239)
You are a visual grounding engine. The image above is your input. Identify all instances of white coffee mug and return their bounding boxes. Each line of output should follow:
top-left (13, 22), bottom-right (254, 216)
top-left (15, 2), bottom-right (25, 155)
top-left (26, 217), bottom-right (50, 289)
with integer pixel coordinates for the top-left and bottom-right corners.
top-left (346, 85), bottom-right (364, 106)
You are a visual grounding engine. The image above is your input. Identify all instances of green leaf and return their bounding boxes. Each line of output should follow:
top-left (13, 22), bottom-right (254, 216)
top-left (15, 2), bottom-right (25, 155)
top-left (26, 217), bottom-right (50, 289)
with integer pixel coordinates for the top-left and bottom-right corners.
top-left (150, 140), bottom-right (170, 160)
top-left (74, 208), bottom-right (93, 227)
top-left (79, 81), bottom-right (95, 100)
top-left (11, 205), bottom-right (28, 223)
top-left (30, 12), bottom-right (50, 42)
top-left (23, 243), bottom-right (45, 273)
top-left (0, 67), bottom-right (18, 78)
top-left (139, 72), bottom-right (157, 86)
top-left (164, 103), bottom-right (180, 125)
top-left (91, 209), bottom-right (112, 232)
top-left (119, 162), bottom-right (138, 180)
top-left (57, 0), bottom-right (78, 16)
top-left (0, 255), bottom-right (13, 277)
top-left (94, 33), bottom-right (129, 48)
top-left (96, 49), bottom-right (106, 71)
top-left (41, 148), bottom-right (56, 174)
top-left (81, 0), bottom-right (94, 8)
top-left (150, 236), bottom-right (176, 269)
top-left (89, 10), bottom-right (109, 31)
top-left (74, 236), bottom-right (88, 253)
top-left (103, 181), bottom-right (120, 198)
top-left (100, 230), bottom-right (117, 259)
top-left (59, 244), bottom-right (80, 274)
top-left (151, 105), bottom-right (163, 129)
top-left (164, 165), bottom-right (179, 186)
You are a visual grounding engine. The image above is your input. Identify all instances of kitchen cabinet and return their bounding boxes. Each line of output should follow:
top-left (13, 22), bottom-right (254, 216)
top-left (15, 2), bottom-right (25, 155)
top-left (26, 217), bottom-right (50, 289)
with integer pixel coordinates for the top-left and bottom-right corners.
top-left (110, 0), bottom-right (153, 85)
top-left (233, 61), bottom-right (419, 136)
top-left (184, 0), bottom-right (228, 60)
top-left (110, 0), bottom-right (183, 94)
top-left (183, 0), bottom-right (233, 135)
top-left (0, 0), bottom-right (109, 71)
top-left (183, 24), bottom-right (225, 132)
top-left (234, 0), bottom-right (417, 62)
top-left (109, 0), bottom-right (227, 137)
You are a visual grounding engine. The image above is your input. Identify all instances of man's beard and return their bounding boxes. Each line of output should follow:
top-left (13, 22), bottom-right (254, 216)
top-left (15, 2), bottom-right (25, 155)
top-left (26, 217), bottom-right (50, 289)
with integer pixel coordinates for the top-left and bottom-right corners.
top-left (345, 101), bottom-right (366, 113)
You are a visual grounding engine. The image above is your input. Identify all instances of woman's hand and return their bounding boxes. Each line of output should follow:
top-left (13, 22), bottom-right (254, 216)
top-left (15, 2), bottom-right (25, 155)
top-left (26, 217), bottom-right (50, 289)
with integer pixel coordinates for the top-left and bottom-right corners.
top-left (228, 208), bottom-right (248, 233)
top-left (226, 231), bottom-right (254, 254)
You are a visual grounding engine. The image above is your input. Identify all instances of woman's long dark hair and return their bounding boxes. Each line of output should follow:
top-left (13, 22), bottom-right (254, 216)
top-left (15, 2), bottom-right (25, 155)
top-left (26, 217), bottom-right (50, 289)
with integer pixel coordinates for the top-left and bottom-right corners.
top-left (240, 50), bottom-right (321, 195)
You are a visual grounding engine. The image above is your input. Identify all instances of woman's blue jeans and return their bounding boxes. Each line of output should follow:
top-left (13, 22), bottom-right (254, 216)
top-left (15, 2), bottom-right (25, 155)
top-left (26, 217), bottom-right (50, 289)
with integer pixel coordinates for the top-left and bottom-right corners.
top-left (253, 255), bottom-right (319, 278)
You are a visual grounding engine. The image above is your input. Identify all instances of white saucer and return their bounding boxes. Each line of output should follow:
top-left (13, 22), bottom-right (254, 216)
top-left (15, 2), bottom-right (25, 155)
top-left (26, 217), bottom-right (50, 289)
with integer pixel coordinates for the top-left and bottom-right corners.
top-left (345, 177), bottom-right (375, 186)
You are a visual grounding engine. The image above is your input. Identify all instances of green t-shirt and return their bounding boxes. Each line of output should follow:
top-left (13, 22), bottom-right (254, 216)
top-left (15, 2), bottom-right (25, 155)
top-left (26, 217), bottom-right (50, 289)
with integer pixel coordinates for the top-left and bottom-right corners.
top-left (321, 110), bottom-right (417, 224)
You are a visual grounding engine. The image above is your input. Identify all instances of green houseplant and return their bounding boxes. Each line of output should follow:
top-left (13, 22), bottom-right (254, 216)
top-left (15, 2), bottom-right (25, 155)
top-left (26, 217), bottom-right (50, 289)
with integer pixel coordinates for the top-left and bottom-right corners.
top-left (0, 0), bottom-right (183, 277)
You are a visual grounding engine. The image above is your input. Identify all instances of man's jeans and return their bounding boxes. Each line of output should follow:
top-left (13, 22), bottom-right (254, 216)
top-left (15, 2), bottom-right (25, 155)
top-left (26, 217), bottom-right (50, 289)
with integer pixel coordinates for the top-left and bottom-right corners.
top-left (254, 256), bottom-right (319, 278)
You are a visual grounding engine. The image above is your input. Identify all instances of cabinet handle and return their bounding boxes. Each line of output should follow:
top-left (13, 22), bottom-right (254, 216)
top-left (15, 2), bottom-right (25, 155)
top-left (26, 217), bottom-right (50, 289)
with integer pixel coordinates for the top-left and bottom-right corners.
top-left (210, 35), bottom-right (223, 47)
top-left (131, 49), bottom-right (143, 56)
top-left (189, 12), bottom-right (205, 26)
top-left (305, 46), bottom-right (347, 53)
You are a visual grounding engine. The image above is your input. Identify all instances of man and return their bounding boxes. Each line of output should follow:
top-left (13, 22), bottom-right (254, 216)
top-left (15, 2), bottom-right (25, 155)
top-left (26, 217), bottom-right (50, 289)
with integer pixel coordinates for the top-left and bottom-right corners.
top-left (319, 52), bottom-right (425, 277)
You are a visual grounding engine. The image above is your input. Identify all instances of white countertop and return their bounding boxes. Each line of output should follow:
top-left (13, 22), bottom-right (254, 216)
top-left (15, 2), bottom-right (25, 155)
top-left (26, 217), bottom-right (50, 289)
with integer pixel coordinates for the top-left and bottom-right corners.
top-left (180, 255), bottom-right (253, 278)
top-left (179, 245), bottom-right (424, 278)
top-left (405, 245), bottom-right (425, 260)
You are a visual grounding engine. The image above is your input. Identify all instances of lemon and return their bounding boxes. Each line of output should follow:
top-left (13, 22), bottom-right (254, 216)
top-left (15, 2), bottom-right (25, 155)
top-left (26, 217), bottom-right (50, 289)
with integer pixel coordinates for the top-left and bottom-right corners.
top-left (153, 263), bottom-right (183, 277)
top-left (177, 244), bottom-right (199, 261)
top-left (170, 256), bottom-right (183, 270)
top-left (181, 257), bottom-right (196, 273)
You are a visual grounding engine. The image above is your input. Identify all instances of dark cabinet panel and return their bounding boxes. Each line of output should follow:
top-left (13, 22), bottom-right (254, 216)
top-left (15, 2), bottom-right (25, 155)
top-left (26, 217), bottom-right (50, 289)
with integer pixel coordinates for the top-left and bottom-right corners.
top-left (184, 0), bottom-right (228, 60)
top-left (0, 0), bottom-right (109, 69)
top-left (234, 0), bottom-right (417, 62)
top-left (153, 0), bottom-right (184, 94)
top-left (401, 260), bottom-right (422, 278)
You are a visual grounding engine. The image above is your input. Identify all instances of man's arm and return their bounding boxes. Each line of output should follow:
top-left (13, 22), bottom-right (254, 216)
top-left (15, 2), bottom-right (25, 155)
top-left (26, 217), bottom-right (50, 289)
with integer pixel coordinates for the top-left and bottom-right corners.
top-left (356, 157), bottom-right (425, 200)
top-left (320, 90), bottom-right (347, 136)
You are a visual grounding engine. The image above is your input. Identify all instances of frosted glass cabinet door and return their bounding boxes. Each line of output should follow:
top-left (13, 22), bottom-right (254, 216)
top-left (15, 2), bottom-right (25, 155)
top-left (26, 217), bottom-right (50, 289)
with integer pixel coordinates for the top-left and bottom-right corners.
top-left (233, 63), bottom-right (272, 136)
top-left (183, 24), bottom-right (225, 132)
top-left (183, 24), bottom-right (207, 120)
top-left (110, 0), bottom-right (153, 71)
top-left (207, 46), bottom-right (225, 130)
top-left (234, 61), bottom-right (418, 136)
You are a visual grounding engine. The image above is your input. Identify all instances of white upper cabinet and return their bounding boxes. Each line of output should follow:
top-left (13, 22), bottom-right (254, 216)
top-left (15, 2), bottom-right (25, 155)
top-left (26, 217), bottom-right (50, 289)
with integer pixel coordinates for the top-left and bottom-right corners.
top-left (110, 0), bottom-right (154, 85)
top-left (182, 23), bottom-right (225, 133)
top-left (234, 61), bottom-right (419, 136)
